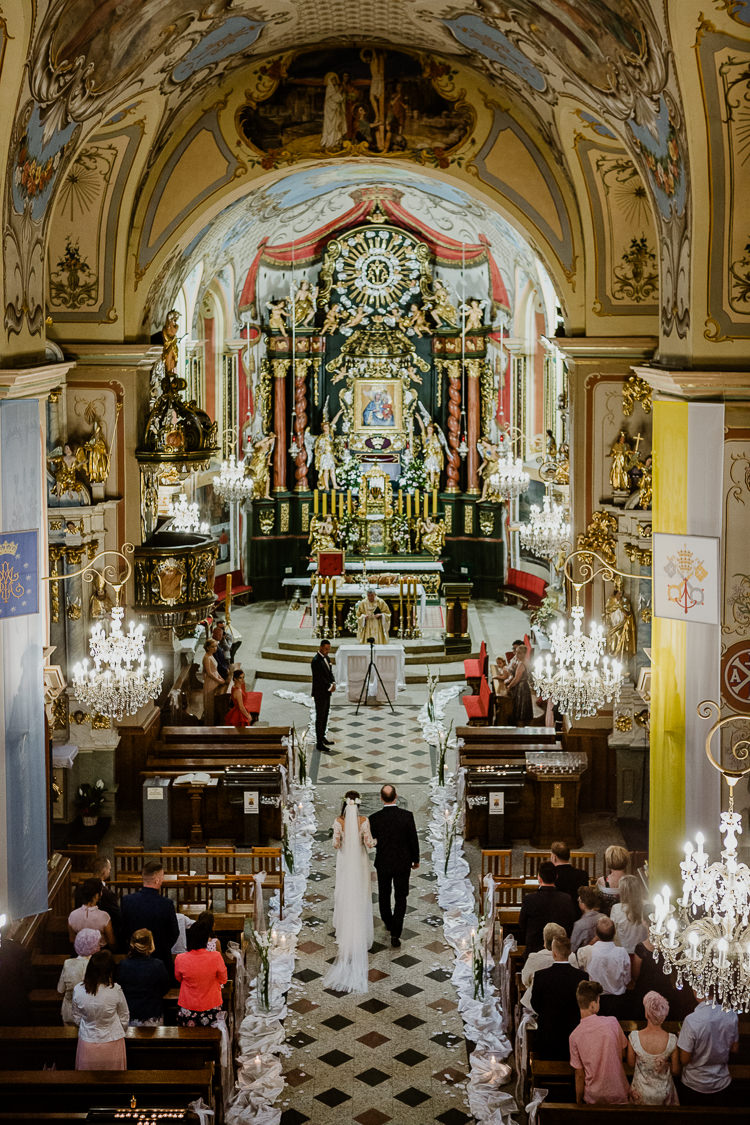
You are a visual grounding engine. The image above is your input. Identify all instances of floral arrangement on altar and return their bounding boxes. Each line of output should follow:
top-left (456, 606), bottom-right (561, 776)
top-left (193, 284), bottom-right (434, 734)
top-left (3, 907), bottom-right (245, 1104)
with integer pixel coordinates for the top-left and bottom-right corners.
top-left (390, 512), bottom-right (411, 553)
top-left (398, 453), bottom-right (427, 492)
top-left (338, 512), bottom-right (361, 551)
top-left (75, 779), bottom-right (107, 818)
top-left (344, 605), bottom-right (358, 635)
top-left (338, 451), bottom-right (363, 491)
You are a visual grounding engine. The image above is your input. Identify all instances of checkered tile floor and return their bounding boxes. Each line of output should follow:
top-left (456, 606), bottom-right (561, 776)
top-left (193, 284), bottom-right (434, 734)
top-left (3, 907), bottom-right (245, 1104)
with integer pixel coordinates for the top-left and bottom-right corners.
top-left (280, 707), bottom-right (473, 1123)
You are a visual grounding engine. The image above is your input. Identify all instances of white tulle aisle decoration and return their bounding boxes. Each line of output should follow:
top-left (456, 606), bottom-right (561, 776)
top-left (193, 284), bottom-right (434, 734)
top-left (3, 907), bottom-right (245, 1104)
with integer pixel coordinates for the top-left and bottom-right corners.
top-left (225, 769), bottom-right (317, 1125)
top-left (419, 683), bottom-right (518, 1125)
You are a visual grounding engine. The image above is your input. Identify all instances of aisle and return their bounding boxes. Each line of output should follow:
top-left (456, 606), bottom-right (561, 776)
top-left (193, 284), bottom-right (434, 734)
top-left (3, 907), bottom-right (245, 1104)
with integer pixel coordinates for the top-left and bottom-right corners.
top-left (280, 705), bottom-right (473, 1124)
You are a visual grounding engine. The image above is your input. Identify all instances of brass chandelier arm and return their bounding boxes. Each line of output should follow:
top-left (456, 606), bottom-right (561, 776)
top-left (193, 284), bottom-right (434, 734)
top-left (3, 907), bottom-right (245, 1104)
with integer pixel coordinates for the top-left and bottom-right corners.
top-left (698, 699), bottom-right (750, 784)
top-left (42, 542), bottom-right (135, 605)
top-left (560, 547), bottom-right (646, 601)
top-left (221, 426), bottom-right (238, 453)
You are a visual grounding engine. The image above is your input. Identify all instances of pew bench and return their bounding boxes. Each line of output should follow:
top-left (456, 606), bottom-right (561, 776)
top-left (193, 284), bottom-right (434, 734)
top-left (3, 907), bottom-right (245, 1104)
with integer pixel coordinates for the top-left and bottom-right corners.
top-left (538, 1106), bottom-right (749, 1124)
top-left (0, 1068), bottom-right (214, 1113)
top-left (0, 1025), bottom-right (222, 1073)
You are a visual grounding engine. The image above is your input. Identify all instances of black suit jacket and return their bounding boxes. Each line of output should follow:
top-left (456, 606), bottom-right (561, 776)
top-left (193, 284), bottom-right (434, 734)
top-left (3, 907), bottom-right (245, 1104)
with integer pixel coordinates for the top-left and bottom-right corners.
top-left (311, 651), bottom-right (335, 696)
top-left (369, 805), bottom-right (419, 873)
top-left (121, 887), bottom-right (179, 968)
top-left (530, 961), bottom-right (588, 1059)
top-left (518, 885), bottom-right (576, 953)
top-left (554, 864), bottom-right (589, 908)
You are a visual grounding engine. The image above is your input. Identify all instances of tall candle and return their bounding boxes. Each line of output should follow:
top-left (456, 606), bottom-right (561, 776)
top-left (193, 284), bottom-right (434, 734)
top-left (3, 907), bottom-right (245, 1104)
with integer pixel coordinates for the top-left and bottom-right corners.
top-left (339, 492), bottom-right (344, 518)
top-left (322, 491), bottom-right (327, 516)
top-left (432, 488), bottom-right (437, 515)
top-left (225, 573), bottom-right (232, 623)
top-left (407, 493), bottom-right (412, 519)
top-left (415, 488), bottom-right (420, 513)
top-left (314, 489), bottom-right (319, 515)
top-left (398, 490), bottom-right (403, 514)
top-left (347, 489), bottom-right (352, 515)
top-left (424, 495), bottom-right (428, 519)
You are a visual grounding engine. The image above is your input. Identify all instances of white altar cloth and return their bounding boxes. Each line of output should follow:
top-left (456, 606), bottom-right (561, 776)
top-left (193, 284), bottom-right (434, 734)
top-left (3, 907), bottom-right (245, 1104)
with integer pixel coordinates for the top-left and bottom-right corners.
top-left (334, 643), bottom-right (406, 702)
top-left (309, 582), bottom-right (425, 627)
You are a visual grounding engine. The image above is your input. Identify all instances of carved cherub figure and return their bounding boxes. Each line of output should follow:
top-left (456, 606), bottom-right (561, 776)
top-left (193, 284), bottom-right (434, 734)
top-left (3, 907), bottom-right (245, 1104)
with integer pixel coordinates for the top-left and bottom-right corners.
top-left (267, 298), bottom-right (288, 332)
top-left (322, 303), bottom-right (343, 334)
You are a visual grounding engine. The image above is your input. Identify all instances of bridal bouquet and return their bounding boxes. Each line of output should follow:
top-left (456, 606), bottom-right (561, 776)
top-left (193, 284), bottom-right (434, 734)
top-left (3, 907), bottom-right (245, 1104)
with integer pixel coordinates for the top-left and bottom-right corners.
top-left (245, 919), bottom-right (274, 1012)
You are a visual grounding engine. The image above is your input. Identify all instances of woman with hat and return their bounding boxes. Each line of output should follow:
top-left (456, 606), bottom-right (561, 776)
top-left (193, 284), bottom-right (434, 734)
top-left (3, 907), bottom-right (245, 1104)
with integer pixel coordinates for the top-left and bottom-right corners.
top-left (57, 928), bottom-right (101, 1025)
top-left (116, 929), bottom-right (171, 1027)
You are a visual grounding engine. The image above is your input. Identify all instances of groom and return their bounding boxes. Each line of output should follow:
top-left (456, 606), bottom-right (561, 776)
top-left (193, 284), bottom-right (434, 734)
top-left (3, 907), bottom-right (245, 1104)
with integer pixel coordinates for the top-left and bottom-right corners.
top-left (369, 784), bottom-right (420, 948)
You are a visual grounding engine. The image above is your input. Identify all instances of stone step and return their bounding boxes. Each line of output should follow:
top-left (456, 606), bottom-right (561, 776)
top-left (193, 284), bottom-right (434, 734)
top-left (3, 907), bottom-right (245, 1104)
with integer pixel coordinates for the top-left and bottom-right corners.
top-left (276, 638), bottom-right (445, 655)
top-left (260, 644), bottom-right (467, 667)
top-left (245, 655), bottom-right (468, 684)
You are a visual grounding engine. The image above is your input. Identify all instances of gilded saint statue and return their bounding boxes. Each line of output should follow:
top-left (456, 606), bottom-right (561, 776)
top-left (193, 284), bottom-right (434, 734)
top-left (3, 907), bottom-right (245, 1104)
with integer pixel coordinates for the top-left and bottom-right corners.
top-left (608, 431), bottom-right (632, 492)
top-left (89, 571), bottom-right (113, 619)
top-left (49, 443), bottom-right (91, 502)
top-left (638, 455), bottom-right (652, 509)
top-left (291, 278), bottom-right (317, 326)
top-left (157, 309), bottom-right (180, 373)
top-left (314, 419), bottom-right (340, 491)
top-left (308, 512), bottom-right (338, 554)
top-left (417, 416), bottom-right (445, 490)
top-left (477, 438), bottom-right (503, 503)
top-left (83, 419), bottom-right (110, 484)
top-left (355, 587), bottom-right (391, 644)
top-left (427, 278), bottom-right (458, 328)
top-left (247, 432), bottom-right (275, 499)
top-left (418, 514), bottom-right (447, 557)
top-left (604, 581), bottom-right (637, 659)
top-left (266, 298), bottom-right (287, 332)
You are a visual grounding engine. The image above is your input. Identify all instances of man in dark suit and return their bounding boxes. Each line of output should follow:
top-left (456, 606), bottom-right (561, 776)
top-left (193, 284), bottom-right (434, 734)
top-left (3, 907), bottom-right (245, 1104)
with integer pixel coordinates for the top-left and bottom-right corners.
top-left (120, 860), bottom-right (179, 973)
top-left (550, 841), bottom-right (589, 912)
top-left (530, 935), bottom-right (588, 1058)
top-left (311, 638), bottom-right (335, 753)
top-left (519, 860), bottom-right (576, 953)
top-left (368, 784), bottom-right (420, 948)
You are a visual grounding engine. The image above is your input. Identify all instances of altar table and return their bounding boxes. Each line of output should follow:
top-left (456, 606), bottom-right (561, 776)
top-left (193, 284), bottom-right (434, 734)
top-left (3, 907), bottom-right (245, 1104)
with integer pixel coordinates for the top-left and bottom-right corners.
top-left (334, 643), bottom-right (406, 703)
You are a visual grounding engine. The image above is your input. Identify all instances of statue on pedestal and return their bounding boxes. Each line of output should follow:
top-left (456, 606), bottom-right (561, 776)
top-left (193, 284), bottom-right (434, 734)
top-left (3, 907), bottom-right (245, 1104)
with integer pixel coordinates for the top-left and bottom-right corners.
top-left (291, 278), bottom-right (317, 326)
top-left (314, 417), bottom-right (341, 491)
top-left (308, 512), bottom-right (339, 554)
top-left (608, 431), bottom-right (632, 492)
top-left (477, 438), bottom-right (503, 503)
top-left (638, 455), bottom-right (652, 509)
top-left (416, 410), bottom-right (446, 490)
top-left (427, 278), bottom-right (458, 328)
top-left (418, 514), bottom-right (446, 557)
top-left (247, 432), bottom-right (275, 499)
top-left (266, 298), bottom-right (287, 332)
top-left (604, 581), bottom-right (637, 659)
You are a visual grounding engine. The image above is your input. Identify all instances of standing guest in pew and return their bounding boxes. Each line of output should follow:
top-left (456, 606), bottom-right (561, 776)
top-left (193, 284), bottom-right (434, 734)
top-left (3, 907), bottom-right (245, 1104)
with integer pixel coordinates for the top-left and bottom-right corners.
top-left (569, 979), bottom-right (630, 1105)
top-left (520, 922), bottom-right (567, 1009)
top-left (202, 639), bottom-right (227, 724)
top-left (503, 641), bottom-right (534, 726)
top-left (530, 935), bottom-right (588, 1058)
top-left (0, 919), bottom-right (32, 1026)
top-left (596, 844), bottom-right (630, 907)
top-left (627, 990), bottom-right (680, 1105)
top-left (518, 860), bottom-right (576, 953)
top-left (211, 620), bottom-right (231, 679)
top-left (630, 936), bottom-right (697, 1022)
top-left (68, 877), bottom-right (115, 948)
top-left (549, 841), bottom-right (589, 910)
top-left (610, 875), bottom-right (648, 955)
top-left (570, 887), bottom-right (605, 954)
top-left (72, 950), bottom-right (129, 1070)
top-left (58, 928), bottom-right (101, 1025)
top-left (224, 669), bottom-right (255, 727)
top-left (75, 856), bottom-right (122, 949)
top-left (677, 996), bottom-right (739, 1106)
top-left (174, 920), bottom-right (227, 1027)
top-left (575, 916), bottom-right (631, 1017)
top-left (116, 929), bottom-right (170, 1027)
top-left (121, 860), bottom-right (179, 975)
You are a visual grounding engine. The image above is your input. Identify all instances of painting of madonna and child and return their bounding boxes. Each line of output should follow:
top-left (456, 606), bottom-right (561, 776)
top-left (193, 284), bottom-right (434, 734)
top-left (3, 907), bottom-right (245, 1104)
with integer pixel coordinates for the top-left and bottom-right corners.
top-left (237, 47), bottom-right (473, 158)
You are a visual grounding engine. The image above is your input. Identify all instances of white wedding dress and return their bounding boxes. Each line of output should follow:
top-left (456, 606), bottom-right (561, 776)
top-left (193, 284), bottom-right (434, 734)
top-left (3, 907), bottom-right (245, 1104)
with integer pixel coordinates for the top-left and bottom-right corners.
top-left (322, 800), bottom-right (375, 993)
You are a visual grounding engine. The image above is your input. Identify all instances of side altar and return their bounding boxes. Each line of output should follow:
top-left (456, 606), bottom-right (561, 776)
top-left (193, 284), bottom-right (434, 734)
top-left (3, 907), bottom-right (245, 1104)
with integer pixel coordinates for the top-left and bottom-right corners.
top-left (244, 213), bottom-right (507, 599)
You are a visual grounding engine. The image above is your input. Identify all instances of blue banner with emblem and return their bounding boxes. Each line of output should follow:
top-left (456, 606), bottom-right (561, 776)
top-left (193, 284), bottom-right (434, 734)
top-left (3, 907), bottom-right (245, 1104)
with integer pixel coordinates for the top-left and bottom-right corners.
top-left (0, 529), bottom-right (38, 619)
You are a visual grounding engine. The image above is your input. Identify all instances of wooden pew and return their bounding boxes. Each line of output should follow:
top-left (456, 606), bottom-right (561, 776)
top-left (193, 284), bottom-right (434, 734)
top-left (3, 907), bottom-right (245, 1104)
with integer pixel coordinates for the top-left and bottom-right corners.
top-left (0, 1025), bottom-right (221, 1073)
top-left (539, 1106), bottom-right (748, 1124)
top-left (0, 1068), bottom-right (214, 1113)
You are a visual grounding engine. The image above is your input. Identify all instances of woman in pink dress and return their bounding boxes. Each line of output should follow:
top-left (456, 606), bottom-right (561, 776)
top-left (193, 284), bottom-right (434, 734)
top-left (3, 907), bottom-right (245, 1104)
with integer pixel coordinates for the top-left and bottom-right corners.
top-left (224, 669), bottom-right (253, 727)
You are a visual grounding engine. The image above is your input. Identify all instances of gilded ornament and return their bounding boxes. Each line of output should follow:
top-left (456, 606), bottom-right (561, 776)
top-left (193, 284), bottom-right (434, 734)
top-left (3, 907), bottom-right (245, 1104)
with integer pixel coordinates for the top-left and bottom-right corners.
top-left (615, 714), bottom-right (633, 732)
top-left (624, 542), bottom-right (652, 567)
top-left (418, 515), bottom-right (446, 557)
top-left (308, 513), bottom-right (338, 553)
top-left (464, 506), bottom-right (473, 535)
top-left (638, 523), bottom-right (653, 539)
top-left (640, 603), bottom-right (652, 623)
top-left (280, 503), bottom-right (290, 534)
top-left (49, 519), bottom-right (64, 531)
top-left (258, 509), bottom-right (275, 536)
top-left (66, 597), bottom-right (82, 621)
top-left (479, 510), bottom-right (494, 536)
top-left (51, 692), bottom-right (68, 731)
top-left (622, 374), bottom-right (652, 417)
top-left (91, 713), bottom-right (112, 730)
top-left (576, 511), bottom-right (617, 566)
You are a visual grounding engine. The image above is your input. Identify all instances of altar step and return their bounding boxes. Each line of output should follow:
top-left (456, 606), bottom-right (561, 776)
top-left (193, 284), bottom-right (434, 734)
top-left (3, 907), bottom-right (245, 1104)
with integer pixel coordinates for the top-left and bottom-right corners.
top-left (245, 649), bottom-right (470, 684)
top-left (263, 639), bottom-right (447, 663)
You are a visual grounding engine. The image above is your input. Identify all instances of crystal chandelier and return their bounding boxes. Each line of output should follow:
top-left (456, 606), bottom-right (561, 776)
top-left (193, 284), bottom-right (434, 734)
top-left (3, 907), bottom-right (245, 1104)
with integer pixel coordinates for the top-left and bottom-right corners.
top-left (492, 424), bottom-right (530, 500)
top-left (167, 493), bottom-right (209, 534)
top-left (214, 451), bottom-right (254, 504)
top-left (73, 605), bottom-right (164, 720)
top-left (44, 544), bottom-right (163, 720)
top-left (650, 700), bottom-right (750, 1012)
top-left (532, 603), bottom-right (623, 719)
top-left (518, 491), bottom-right (570, 559)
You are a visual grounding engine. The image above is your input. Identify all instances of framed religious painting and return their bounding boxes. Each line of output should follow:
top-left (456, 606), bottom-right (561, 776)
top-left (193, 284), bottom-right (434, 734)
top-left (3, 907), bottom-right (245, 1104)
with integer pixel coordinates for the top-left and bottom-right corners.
top-left (353, 379), bottom-right (402, 435)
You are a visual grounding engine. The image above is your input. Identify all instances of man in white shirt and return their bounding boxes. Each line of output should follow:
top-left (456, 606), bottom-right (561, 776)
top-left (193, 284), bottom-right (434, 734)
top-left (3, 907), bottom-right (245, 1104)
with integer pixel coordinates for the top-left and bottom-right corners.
top-left (677, 999), bottom-right (739, 1105)
top-left (577, 917), bottom-right (630, 1017)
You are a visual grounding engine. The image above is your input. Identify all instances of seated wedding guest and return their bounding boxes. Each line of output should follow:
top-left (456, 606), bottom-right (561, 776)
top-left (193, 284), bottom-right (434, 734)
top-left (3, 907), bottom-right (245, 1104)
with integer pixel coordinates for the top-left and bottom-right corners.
top-left (570, 887), bottom-right (605, 953)
top-left (74, 857), bottom-right (121, 943)
top-left (121, 860), bottom-right (179, 974)
top-left (627, 990), bottom-right (680, 1105)
top-left (549, 841), bottom-right (589, 909)
top-left (116, 929), bottom-right (170, 1027)
top-left (596, 845), bottom-right (630, 905)
top-left (519, 860), bottom-right (576, 953)
top-left (530, 935), bottom-right (587, 1058)
top-left (58, 927), bottom-right (101, 1025)
top-left (677, 997), bottom-right (739, 1106)
top-left (0, 919), bottom-right (32, 1026)
top-left (569, 980), bottom-right (630, 1106)
top-left (577, 916), bottom-right (631, 1017)
top-left (631, 936), bottom-right (697, 1022)
top-left (68, 877), bottom-right (115, 948)
top-left (174, 919), bottom-right (227, 1027)
top-left (521, 922), bottom-right (567, 1008)
top-left (72, 950), bottom-right (129, 1070)
top-left (611, 875), bottom-right (648, 954)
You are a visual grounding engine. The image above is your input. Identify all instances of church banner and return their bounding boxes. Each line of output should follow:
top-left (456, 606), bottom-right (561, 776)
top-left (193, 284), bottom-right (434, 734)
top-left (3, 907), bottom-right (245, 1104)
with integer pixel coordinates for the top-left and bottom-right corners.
top-left (0, 530), bottom-right (38, 619)
top-left (652, 532), bottom-right (720, 625)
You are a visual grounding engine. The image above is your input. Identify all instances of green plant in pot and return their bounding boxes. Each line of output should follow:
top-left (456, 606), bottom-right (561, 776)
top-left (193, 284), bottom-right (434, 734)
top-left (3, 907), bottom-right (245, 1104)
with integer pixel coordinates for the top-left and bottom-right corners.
top-left (75, 779), bottom-right (107, 825)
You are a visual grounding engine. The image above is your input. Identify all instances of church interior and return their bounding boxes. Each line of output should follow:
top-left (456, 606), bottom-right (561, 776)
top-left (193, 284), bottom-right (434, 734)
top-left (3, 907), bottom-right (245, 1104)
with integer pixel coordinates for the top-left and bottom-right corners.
top-left (2, 1), bottom-right (750, 1121)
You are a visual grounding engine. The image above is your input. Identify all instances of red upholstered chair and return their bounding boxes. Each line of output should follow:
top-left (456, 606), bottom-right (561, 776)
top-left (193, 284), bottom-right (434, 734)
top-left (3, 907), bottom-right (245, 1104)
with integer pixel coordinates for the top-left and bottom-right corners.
top-left (463, 640), bottom-right (488, 694)
top-left (462, 675), bottom-right (491, 726)
top-left (245, 692), bottom-right (262, 724)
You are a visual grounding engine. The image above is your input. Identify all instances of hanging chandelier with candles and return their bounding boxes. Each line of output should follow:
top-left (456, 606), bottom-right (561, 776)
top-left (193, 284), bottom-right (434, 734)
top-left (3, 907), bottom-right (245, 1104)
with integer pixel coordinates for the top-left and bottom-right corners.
top-left (518, 488), bottom-right (570, 559)
top-left (214, 427), bottom-right (254, 504)
top-left (493, 425), bottom-right (530, 500)
top-left (167, 493), bottom-right (210, 534)
top-left (531, 548), bottom-right (637, 719)
top-left (45, 544), bottom-right (163, 720)
top-left (650, 701), bottom-right (750, 1012)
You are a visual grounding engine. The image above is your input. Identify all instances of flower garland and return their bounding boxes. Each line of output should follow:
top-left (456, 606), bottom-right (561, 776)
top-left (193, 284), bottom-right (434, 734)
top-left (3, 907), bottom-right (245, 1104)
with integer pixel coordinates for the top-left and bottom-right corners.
top-left (226, 774), bottom-right (317, 1125)
top-left (418, 684), bottom-right (517, 1124)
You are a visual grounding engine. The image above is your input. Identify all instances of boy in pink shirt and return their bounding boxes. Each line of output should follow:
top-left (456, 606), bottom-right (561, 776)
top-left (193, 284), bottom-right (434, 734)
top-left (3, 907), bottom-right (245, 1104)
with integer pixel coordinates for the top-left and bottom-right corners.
top-left (568, 979), bottom-right (630, 1104)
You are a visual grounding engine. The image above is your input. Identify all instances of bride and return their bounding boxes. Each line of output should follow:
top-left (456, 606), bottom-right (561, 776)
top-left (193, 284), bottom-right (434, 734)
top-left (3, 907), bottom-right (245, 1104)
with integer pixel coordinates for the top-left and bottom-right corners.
top-left (323, 790), bottom-right (375, 993)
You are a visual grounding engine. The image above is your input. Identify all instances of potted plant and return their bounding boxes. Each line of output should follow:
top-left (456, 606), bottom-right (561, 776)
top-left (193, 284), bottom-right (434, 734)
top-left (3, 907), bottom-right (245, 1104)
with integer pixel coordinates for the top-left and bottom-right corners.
top-left (75, 779), bottom-right (107, 826)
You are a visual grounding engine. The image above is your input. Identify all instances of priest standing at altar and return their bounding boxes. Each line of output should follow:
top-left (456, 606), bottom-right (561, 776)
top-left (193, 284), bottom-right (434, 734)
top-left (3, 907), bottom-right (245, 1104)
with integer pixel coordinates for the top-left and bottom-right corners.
top-left (356, 587), bottom-right (391, 644)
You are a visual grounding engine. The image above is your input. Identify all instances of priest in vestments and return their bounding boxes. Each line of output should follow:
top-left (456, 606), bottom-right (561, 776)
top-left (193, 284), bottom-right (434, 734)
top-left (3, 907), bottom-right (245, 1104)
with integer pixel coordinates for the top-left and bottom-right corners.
top-left (356, 587), bottom-right (391, 644)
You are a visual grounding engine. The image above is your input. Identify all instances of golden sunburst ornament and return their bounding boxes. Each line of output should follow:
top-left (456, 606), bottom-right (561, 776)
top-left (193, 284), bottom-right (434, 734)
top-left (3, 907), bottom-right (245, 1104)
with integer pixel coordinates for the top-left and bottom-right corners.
top-left (334, 227), bottom-right (423, 310)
